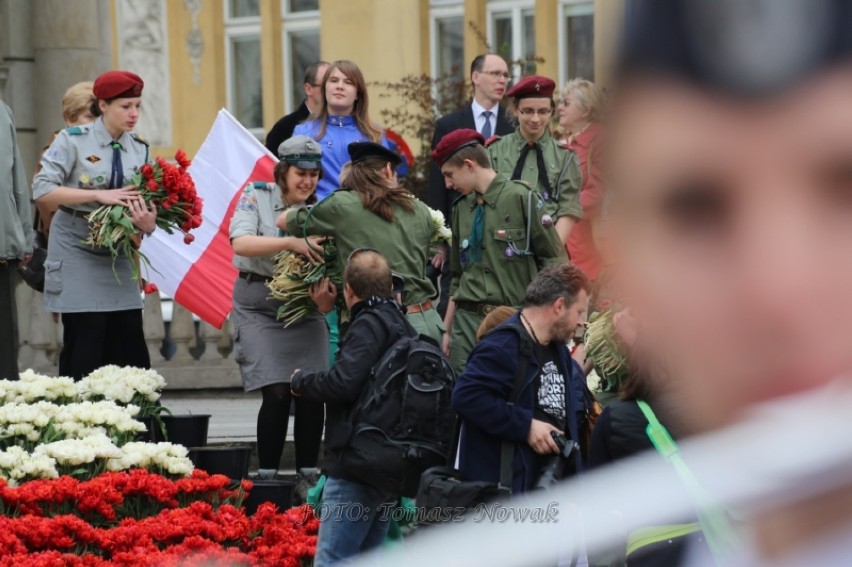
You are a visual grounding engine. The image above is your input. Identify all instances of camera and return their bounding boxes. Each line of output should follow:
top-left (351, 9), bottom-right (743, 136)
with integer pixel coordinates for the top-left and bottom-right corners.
top-left (534, 431), bottom-right (580, 490)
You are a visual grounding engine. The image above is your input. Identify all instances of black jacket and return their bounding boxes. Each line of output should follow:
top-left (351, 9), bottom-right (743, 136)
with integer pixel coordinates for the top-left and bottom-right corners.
top-left (427, 104), bottom-right (514, 220)
top-left (291, 298), bottom-right (408, 481)
top-left (264, 100), bottom-right (311, 156)
top-left (588, 400), bottom-right (655, 468)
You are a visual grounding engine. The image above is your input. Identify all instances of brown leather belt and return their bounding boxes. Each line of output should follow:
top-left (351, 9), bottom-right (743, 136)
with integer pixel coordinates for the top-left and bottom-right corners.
top-left (455, 300), bottom-right (500, 317)
top-left (406, 300), bottom-right (433, 314)
top-left (239, 271), bottom-right (273, 284)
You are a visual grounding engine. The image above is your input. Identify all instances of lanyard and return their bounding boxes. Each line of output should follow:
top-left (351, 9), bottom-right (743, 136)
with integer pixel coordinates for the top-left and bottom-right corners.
top-left (636, 400), bottom-right (740, 565)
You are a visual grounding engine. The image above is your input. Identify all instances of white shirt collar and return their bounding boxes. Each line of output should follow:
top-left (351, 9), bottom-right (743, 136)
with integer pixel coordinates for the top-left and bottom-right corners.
top-left (471, 98), bottom-right (499, 118)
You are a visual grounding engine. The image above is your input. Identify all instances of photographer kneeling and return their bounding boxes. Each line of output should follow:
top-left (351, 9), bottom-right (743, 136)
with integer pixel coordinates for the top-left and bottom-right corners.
top-left (452, 263), bottom-right (591, 493)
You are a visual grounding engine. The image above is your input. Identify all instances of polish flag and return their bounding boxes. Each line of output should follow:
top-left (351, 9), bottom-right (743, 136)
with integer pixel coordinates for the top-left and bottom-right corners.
top-left (141, 109), bottom-right (276, 328)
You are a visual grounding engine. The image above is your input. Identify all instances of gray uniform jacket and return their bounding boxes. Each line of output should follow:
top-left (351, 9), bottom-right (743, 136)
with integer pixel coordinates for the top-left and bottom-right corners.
top-left (0, 101), bottom-right (33, 260)
top-left (229, 181), bottom-right (289, 277)
top-left (31, 117), bottom-right (149, 313)
top-left (32, 117), bottom-right (149, 212)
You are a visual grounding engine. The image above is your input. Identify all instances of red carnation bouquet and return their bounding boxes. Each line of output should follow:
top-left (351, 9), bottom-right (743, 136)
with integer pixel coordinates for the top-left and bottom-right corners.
top-left (86, 150), bottom-right (203, 282)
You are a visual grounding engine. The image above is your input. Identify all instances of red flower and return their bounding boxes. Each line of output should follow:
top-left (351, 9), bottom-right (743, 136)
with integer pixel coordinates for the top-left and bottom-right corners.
top-left (174, 149), bottom-right (192, 169)
top-left (146, 179), bottom-right (158, 191)
top-left (140, 163), bottom-right (154, 178)
top-left (143, 283), bottom-right (159, 295)
top-left (183, 233), bottom-right (195, 245)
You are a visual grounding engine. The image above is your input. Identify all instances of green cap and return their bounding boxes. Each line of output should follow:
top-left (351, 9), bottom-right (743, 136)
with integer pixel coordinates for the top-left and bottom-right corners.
top-left (278, 135), bottom-right (322, 169)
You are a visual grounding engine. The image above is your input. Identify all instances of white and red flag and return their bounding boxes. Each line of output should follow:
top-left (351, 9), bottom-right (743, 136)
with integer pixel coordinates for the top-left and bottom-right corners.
top-left (141, 109), bottom-right (276, 328)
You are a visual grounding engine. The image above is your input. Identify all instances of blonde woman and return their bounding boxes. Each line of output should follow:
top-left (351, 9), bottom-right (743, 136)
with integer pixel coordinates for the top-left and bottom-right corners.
top-left (558, 78), bottom-right (606, 280)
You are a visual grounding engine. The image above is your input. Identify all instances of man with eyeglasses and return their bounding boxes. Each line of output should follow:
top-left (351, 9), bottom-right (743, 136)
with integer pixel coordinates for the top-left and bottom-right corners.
top-left (488, 76), bottom-right (583, 245)
top-left (265, 60), bottom-right (329, 156)
top-left (427, 53), bottom-right (515, 319)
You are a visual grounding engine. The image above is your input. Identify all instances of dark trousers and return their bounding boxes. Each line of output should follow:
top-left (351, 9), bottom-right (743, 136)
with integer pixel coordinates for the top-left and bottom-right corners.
top-left (0, 262), bottom-right (19, 380)
top-left (59, 309), bottom-right (151, 380)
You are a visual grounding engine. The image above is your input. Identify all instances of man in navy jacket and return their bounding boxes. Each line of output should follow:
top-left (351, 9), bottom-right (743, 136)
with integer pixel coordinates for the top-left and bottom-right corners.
top-left (452, 263), bottom-right (591, 493)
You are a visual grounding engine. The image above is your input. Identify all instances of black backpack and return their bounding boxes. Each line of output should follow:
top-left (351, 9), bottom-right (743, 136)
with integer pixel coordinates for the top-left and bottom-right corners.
top-left (340, 308), bottom-right (458, 497)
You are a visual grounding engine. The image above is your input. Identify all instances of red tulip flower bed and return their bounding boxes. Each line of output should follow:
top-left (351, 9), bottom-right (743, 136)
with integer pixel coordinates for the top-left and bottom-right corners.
top-left (0, 469), bottom-right (318, 566)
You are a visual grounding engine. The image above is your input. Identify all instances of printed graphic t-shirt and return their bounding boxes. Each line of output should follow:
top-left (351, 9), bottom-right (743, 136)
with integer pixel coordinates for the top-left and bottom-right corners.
top-left (533, 342), bottom-right (567, 429)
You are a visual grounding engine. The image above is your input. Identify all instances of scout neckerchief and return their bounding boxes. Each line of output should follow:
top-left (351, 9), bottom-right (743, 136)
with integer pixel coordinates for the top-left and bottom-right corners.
top-left (511, 141), bottom-right (554, 202)
top-left (109, 141), bottom-right (124, 188)
top-left (468, 197), bottom-right (485, 263)
top-left (636, 400), bottom-right (740, 565)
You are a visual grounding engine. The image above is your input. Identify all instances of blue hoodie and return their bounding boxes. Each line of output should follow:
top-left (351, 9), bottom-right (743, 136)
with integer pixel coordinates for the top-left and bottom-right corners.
top-left (293, 116), bottom-right (390, 202)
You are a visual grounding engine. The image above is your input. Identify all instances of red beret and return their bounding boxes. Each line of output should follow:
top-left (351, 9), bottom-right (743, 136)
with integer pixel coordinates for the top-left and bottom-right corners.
top-left (93, 70), bottom-right (144, 100)
top-left (506, 75), bottom-right (556, 99)
top-left (432, 129), bottom-right (485, 166)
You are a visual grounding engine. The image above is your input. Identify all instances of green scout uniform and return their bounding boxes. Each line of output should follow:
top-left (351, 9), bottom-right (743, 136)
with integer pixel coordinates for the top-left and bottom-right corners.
top-left (228, 181), bottom-right (329, 391)
top-left (488, 129), bottom-right (583, 223)
top-left (285, 190), bottom-right (444, 343)
top-left (449, 173), bottom-right (567, 371)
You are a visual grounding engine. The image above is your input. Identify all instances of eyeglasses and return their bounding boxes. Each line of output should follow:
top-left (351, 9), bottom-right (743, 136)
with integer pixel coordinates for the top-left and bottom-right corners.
top-left (347, 247), bottom-right (380, 263)
top-left (518, 108), bottom-right (553, 117)
top-left (482, 70), bottom-right (511, 79)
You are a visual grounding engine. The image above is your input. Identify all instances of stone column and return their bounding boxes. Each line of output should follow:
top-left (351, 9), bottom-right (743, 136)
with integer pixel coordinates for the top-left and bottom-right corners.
top-left (31, 0), bottom-right (113, 150)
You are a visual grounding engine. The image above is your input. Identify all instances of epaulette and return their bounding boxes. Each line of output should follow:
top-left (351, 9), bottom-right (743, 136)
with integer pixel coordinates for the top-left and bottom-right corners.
top-left (510, 179), bottom-right (533, 190)
top-left (65, 125), bottom-right (89, 135)
top-left (484, 135), bottom-right (502, 148)
top-left (248, 181), bottom-right (272, 192)
top-left (130, 133), bottom-right (149, 146)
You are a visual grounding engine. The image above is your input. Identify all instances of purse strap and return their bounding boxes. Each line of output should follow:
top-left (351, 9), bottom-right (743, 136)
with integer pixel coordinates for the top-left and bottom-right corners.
top-left (498, 324), bottom-right (534, 493)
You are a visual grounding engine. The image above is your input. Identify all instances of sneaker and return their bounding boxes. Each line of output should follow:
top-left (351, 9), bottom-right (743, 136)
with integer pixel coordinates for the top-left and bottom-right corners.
top-left (293, 467), bottom-right (320, 506)
top-left (256, 468), bottom-right (277, 480)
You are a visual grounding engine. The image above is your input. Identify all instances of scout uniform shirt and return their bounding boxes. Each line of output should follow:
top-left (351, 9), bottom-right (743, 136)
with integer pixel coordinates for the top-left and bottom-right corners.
top-left (285, 190), bottom-right (437, 306)
top-left (229, 181), bottom-right (288, 277)
top-left (32, 117), bottom-right (149, 213)
top-left (488, 129), bottom-right (583, 223)
top-left (450, 173), bottom-right (567, 308)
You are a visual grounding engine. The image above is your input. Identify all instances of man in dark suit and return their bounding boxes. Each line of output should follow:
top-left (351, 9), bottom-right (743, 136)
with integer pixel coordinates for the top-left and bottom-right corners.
top-left (264, 60), bottom-right (329, 155)
top-left (428, 53), bottom-right (514, 318)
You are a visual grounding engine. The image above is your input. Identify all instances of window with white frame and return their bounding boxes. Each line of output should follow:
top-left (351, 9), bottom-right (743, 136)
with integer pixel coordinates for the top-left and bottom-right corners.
top-left (487, 0), bottom-right (536, 77)
top-left (225, 1), bottom-right (263, 133)
top-left (559, 1), bottom-right (595, 85)
top-left (282, 0), bottom-right (321, 114)
top-left (430, 1), bottom-right (464, 80)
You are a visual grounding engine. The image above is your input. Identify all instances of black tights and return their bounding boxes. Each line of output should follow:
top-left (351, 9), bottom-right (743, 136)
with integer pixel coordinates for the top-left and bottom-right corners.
top-left (257, 383), bottom-right (325, 470)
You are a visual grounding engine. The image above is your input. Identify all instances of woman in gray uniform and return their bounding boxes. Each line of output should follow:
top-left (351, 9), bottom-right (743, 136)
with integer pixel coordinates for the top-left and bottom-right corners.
top-left (229, 135), bottom-right (329, 479)
top-left (32, 70), bottom-right (156, 380)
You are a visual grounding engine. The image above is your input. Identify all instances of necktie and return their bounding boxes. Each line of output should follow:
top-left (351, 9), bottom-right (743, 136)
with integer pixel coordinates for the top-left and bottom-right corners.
top-left (481, 110), bottom-right (493, 139)
top-left (510, 142), bottom-right (555, 202)
top-left (110, 142), bottom-right (124, 188)
top-left (468, 199), bottom-right (485, 264)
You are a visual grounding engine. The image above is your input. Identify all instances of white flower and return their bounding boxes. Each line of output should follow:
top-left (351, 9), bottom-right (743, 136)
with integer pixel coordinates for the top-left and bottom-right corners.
top-left (78, 366), bottom-right (167, 405)
top-left (428, 207), bottom-right (452, 244)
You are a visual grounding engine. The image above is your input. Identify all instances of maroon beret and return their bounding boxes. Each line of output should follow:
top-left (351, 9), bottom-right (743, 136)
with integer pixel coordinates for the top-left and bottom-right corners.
top-left (93, 70), bottom-right (144, 100)
top-left (506, 75), bottom-right (556, 99)
top-left (432, 129), bottom-right (486, 166)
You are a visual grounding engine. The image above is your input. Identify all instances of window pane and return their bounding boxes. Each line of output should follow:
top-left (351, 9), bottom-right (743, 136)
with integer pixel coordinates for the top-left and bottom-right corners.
top-left (288, 0), bottom-right (319, 12)
top-left (566, 13), bottom-right (595, 81)
top-left (229, 0), bottom-right (259, 18)
top-left (435, 16), bottom-right (464, 77)
top-left (288, 30), bottom-right (321, 111)
top-left (231, 37), bottom-right (263, 129)
top-left (522, 10), bottom-right (536, 75)
top-left (492, 12), bottom-right (513, 62)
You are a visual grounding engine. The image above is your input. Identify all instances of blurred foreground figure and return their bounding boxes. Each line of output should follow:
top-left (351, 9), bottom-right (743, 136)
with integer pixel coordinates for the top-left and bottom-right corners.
top-left (607, 0), bottom-right (852, 564)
